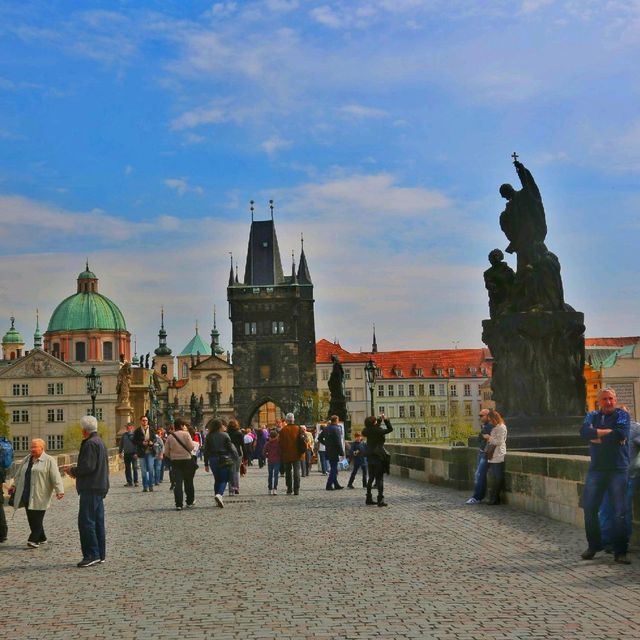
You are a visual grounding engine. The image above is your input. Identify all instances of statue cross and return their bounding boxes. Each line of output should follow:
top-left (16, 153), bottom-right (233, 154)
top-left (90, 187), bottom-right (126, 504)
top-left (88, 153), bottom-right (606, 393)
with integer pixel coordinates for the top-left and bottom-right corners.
top-left (512, 151), bottom-right (519, 162)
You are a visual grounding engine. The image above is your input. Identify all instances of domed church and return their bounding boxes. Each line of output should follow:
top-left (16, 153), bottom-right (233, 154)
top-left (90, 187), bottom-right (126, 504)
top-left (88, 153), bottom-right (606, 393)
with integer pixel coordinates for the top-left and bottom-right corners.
top-left (44, 263), bottom-right (131, 363)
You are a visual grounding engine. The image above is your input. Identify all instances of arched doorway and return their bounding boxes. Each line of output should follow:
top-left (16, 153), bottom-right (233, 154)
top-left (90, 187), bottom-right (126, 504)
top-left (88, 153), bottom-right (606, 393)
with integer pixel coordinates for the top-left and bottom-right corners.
top-left (245, 397), bottom-right (283, 428)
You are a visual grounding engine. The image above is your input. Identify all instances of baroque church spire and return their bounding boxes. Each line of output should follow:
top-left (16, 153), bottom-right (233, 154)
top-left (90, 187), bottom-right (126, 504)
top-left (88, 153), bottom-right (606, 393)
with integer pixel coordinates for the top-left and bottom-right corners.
top-left (155, 306), bottom-right (172, 356)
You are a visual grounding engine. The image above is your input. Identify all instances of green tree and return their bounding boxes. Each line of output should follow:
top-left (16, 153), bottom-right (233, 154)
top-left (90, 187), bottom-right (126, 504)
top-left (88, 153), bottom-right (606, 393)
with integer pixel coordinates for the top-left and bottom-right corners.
top-left (301, 390), bottom-right (330, 424)
top-left (0, 398), bottom-right (9, 437)
top-left (448, 416), bottom-right (476, 446)
top-left (63, 421), bottom-right (109, 452)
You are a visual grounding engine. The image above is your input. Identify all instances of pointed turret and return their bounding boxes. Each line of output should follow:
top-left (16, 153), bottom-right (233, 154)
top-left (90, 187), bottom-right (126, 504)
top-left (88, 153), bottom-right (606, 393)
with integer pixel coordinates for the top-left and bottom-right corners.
top-left (242, 200), bottom-right (285, 285)
top-left (228, 253), bottom-right (235, 286)
top-left (372, 323), bottom-right (378, 354)
top-left (210, 307), bottom-right (225, 356)
top-left (291, 250), bottom-right (298, 284)
top-left (154, 307), bottom-right (172, 356)
top-left (297, 233), bottom-right (312, 284)
top-left (132, 336), bottom-right (139, 366)
top-left (33, 309), bottom-right (43, 349)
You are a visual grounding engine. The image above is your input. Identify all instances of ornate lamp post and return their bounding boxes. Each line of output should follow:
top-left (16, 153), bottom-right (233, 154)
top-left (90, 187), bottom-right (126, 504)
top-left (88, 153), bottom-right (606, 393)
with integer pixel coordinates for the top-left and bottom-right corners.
top-left (148, 377), bottom-right (157, 426)
top-left (86, 366), bottom-right (101, 418)
top-left (364, 358), bottom-right (377, 418)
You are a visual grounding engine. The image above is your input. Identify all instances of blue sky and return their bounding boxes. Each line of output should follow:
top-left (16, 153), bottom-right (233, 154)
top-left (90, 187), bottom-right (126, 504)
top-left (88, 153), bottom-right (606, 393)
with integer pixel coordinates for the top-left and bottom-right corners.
top-left (0, 0), bottom-right (639, 357)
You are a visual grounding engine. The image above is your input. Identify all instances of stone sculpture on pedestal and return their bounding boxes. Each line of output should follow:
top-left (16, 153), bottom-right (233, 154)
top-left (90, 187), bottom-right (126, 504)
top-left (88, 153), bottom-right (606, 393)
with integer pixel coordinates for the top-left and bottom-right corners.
top-left (482, 155), bottom-right (586, 424)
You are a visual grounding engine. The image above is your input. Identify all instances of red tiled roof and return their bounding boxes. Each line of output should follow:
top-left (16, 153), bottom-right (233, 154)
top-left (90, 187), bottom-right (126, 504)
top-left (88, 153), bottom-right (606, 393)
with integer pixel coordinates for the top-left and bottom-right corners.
top-left (316, 339), bottom-right (492, 379)
top-left (585, 337), bottom-right (640, 347)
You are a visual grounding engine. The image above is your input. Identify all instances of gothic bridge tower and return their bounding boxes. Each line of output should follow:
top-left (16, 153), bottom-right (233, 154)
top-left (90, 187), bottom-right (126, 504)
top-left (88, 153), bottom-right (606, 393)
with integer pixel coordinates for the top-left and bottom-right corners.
top-left (227, 202), bottom-right (316, 426)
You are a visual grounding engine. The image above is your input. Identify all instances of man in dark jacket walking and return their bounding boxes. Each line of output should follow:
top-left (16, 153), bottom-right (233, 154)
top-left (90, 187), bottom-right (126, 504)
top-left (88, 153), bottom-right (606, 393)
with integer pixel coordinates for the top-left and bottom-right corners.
top-left (363, 414), bottom-right (393, 507)
top-left (318, 415), bottom-right (344, 491)
top-left (67, 415), bottom-right (109, 568)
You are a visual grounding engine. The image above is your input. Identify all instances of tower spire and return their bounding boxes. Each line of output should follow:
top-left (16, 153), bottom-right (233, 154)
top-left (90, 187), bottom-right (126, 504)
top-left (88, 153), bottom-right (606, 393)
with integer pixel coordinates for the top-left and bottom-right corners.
top-left (269, 199), bottom-right (274, 220)
top-left (210, 306), bottom-right (223, 355)
top-left (228, 252), bottom-right (234, 286)
top-left (291, 249), bottom-right (297, 283)
top-left (250, 199), bottom-right (255, 222)
top-left (372, 323), bottom-right (378, 354)
top-left (33, 309), bottom-right (42, 349)
top-left (155, 306), bottom-right (172, 356)
top-left (297, 231), bottom-right (312, 284)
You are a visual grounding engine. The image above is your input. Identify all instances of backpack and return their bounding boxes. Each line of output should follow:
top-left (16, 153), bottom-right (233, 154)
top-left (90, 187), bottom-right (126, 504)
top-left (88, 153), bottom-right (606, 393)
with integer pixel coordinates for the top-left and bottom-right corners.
top-left (296, 427), bottom-right (308, 455)
top-left (0, 436), bottom-right (14, 469)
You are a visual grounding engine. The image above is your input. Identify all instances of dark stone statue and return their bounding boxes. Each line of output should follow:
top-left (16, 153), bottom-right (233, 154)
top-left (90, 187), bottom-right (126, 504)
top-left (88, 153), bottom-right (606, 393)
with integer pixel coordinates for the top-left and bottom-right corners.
top-left (327, 354), bottom-right (347, 421)
top-left (482, 156), bottom-right (585, 421)
top-left (484, 249), bottom-right (515, 318)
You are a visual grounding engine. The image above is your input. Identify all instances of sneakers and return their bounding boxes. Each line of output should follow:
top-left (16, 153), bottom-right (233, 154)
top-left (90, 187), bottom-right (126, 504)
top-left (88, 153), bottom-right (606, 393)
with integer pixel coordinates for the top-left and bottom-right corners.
top-left (143, 488), bottom-right (149, 493)
top-left (377, 501), bottom-right (388, 507)
top-left (186, 501), bottom-right (196, 508)
top-left (465, 497), bottom-right (480, 505)
top-left (614, 553), bottom-right (631, 565)
top-left (273, 489), bottom-right (277, 495)
top-left (366, 498), bottom-right (376, 505)
top-left (175, 506), bottom-right (183, 511)
top-left (77, 558), bottom-right (100, 568)
top-left (214, 494), bottom-right (224, 508)
top-left (149, 487), bottom-right (154, 492)
top-left (581, 548), bottom-right (598, 560)
top-left (27, 541), bottom-right (39, 548)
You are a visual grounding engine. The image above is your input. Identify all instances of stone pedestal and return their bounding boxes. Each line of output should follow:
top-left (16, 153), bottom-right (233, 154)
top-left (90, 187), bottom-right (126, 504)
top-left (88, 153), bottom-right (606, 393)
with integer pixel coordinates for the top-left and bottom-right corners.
top-left (482, 311), bottom-right (586, 417)
top-left (115, 403), bottom-right (133, 436)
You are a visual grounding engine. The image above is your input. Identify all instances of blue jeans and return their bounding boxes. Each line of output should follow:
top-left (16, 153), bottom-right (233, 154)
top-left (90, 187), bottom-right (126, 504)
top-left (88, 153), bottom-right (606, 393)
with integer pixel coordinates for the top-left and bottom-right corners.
top-left (139, 453), bottom-right (156, 489)
top-left (348, 458), bottom-right (368, 486)
top-left (472, 452), bottom-right (489, 501)
top-left (78, 491), bottom-right (105, 561)
top-left (583, 469), bottom-right (628, 554)
top-left (268, 462), bottom-right (280, 490)
top-left (326, 458), bottom-right (340, 489)
top-left (598, 474), bottom-right (638, 547)
top-left (154, 457), bottom-right (164, 484)
top-left (209, 456), bottom-right (231, 496)
top-left (318, 451), bottom-right (329, 473)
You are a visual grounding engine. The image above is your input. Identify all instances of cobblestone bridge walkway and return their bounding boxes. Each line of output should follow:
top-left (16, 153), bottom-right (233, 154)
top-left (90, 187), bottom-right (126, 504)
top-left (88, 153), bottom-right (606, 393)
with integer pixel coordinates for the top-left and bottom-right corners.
top-left (2, 465), bottom-right (640, 639)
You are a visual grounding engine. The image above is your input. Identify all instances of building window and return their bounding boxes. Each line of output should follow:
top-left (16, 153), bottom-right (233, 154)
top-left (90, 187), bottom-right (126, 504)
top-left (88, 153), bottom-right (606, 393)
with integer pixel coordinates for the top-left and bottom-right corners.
top-left (12, 384), bottom-right (19, 396)
top-left (48, 382), bottom-right (64, 395)
top-left (378, 385), bottom-right (385, 397)
top-left (440, 425), bottom-right (447, 437)
top-left (378, 406), bottom-right (385, 415)
top-left (244, 322), bottom-right (257, 335)
top-left (345, 390), bottom-right (352, 402)
top-left (75, 341), bottom-right (86, 362)
top-left (419, 405), bottom-right (425, 418)
top-left (439, 404), bottom-right (446, 417)
top-left (399, 427), bottom-right (406, 439)
top-left (87, 408), bottom-right (103, 420)
top-left (469, 367), bottom-right (477, 376)
top-left (48, 409), bottom-right (64, 422)
top-left (448, 367), bottom-right (455, 377)
top-left (182, 363), bottom-right (189, 378)
top-left (428, 383), bottom-right (435, 396)
top-left (430, 404), bottom-right (436, 417)
top-left (408, 384), bottom-right (415, 397)
top-left (399, 405), bottom-right (406, 418)
top-left (161, 364), bottom-right (168, 375)
top-left (450, 385), bottom-right (457, 397)
top-left (12, 410), bottom-right (29, 423)
top-left (12, 436), bottom-right (29, 451)
top-left (388, 385), bottom-right (394, 397)
top-left (464, 403), bottom-right (472, 416)
top-left (484, 391), bottom-right (491, 401)
top-left (398, 385), bottom-right (405, 397)
top-left (271, 321), bottom-right (285, 334)
top-left (409, 427), bottom-right (416, 438)
top-left (409, 405), bottom-right (416, 418)
top-left (103, 341), bottom-right (113, 361)
top-left (47, 435), bottom-right (64, 450)
top-left (12, 384), bottom-right (28, 396)
top-left (418, 384), bottom-right (425, 396)
top-left (56, 408), bottom-right (64, 421)
top-left (47, 383), bottom-right (54, 395)
top-left (451, 403), bottom-right (458, 416)
top-left (344, 369), bottom-right (351, 380)
top-left (438, 383), bottom-right (445, 395)
top-left (322, 369), bottom-right (329, 381)
top-left (47, 409), bottom-right (55, 422)
top-left (464, 384), bottom-right (471, 397)
top-left (415, 368), bottom-right (423, 376)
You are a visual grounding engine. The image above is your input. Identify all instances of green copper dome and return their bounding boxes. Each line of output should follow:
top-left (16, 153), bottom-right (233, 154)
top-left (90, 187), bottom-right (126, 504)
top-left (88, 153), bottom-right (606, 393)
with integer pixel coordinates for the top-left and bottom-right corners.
top-left (47, 266), bottom-right (127, 333)
top-left (2, 317), bottom-right (24, 344)
top-left (48, 293), bottom-right (126, 332)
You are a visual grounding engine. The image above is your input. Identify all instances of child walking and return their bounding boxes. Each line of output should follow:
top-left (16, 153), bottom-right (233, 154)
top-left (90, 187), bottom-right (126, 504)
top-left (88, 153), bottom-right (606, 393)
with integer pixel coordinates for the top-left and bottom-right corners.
top-left (264, 430), bottom-right (281, 495)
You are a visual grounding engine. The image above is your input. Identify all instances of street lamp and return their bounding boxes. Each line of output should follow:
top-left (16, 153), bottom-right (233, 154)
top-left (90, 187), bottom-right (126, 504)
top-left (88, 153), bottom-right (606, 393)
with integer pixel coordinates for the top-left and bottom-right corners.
top-left (364, 358), bottom-right (377, 417)
top-left (148, 377), bottom-right (157, 426)
top-left (86, 366), bottom-right (101, 418)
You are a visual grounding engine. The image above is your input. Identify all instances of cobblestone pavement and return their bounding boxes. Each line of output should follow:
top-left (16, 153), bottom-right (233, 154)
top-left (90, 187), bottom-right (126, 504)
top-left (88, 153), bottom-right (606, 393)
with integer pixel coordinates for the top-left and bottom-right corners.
top-left (2, 464), bottom-right (640, 639)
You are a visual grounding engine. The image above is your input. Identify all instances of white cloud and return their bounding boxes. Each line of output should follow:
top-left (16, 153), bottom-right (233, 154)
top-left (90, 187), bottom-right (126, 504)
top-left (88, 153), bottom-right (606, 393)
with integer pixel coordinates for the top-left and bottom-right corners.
top-left (170, 103), bottom-right (231, 130)
top-left (164, 178), bottom-right (204, 196)
top-left (340, 104), bottom-right (388, 118)
top-left (124, 164), bottom-right (134, 175)
top-left (261, 135), bottom-right (293, 156)
top-left (520, 0), bottom-right (555, 14)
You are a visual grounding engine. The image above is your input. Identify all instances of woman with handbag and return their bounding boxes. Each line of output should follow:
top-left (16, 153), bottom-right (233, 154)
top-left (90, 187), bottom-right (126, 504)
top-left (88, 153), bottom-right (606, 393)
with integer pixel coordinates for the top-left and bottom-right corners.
top-left (163, 419), bottom-right (196, 511)
top-left (203, 418), bottom-right (239, 508)
top-left (11, 438), bottom-right (64, 547)
top-left (485, 409), bottom-right (508, 505)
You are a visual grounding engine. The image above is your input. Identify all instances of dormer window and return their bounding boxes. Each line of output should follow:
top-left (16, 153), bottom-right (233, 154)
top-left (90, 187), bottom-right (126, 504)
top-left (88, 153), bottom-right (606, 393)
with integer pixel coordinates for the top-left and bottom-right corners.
top-left (469, 367), bottom-right (477, 376)
top-left (481, 367), bottom-right (488, 376)
top-left (414, 367), bottom-right (423, 377)
top-left (448, 367), bottom-right (455, 377)
top-left (435, 367), bottom-right (443, 376)
top-left (392, 366), bottom-right (403, 377)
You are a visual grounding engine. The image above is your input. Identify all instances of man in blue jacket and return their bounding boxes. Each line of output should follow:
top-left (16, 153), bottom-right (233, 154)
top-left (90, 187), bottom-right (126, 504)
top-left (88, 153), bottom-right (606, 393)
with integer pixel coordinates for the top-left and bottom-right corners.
top-left (579, 388), bottom-right (630, 564)
top-left (67, 415), bottom-right (109, 568)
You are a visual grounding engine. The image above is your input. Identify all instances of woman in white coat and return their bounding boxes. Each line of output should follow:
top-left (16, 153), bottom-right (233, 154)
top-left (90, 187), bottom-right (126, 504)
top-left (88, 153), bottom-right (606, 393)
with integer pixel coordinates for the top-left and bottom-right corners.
top-left (12, 438), bottom-right (64, 548)
top-left (485, 410), bottom-right (508, 505)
